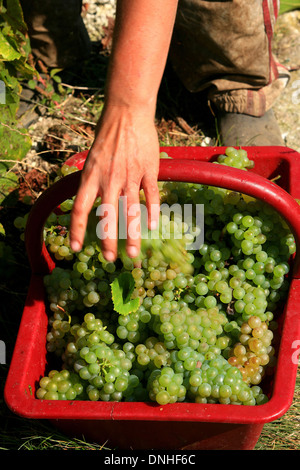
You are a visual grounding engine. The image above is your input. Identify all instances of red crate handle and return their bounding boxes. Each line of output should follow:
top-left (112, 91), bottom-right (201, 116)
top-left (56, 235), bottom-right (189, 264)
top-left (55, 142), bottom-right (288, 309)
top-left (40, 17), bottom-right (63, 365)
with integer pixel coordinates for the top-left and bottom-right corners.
top-left (25, 159), bottom-right (300, 278)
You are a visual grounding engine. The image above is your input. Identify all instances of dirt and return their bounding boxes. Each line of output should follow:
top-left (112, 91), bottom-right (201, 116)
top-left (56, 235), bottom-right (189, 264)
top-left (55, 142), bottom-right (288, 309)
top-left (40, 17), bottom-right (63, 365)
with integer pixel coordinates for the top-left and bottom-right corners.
top-left (16, 168), bottom-right (49, 202)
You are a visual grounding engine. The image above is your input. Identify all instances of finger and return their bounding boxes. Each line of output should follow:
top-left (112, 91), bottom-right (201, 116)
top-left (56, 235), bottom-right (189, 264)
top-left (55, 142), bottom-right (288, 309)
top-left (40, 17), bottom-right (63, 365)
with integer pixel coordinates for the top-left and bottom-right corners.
top-left (98, 191), bottom-right (120, 262)
top-left (141, 173), bottom-right (160, 231)
top-left (70, 180), bottom-right (99, 252)
top-left (125, 186), bottom-right (142, 259)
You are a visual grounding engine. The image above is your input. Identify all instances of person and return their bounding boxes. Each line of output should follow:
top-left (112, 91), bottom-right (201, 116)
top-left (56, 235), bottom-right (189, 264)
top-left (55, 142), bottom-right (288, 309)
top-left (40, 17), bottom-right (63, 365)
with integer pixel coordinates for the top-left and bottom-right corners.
top-left (21, 0), bottom-right (290, 262)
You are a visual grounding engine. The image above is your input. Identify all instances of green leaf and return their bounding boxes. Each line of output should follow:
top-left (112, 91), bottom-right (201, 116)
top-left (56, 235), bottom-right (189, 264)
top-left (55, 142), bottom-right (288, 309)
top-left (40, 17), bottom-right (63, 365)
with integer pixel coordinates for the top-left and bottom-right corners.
top-left (111, 272), bottom-right (140, 315)
top-left (1, 80), bottom-right (20, 117)
top-left (50, 68), bottom-right (63, 78)
top-left (0, 107), bottom-right (32, 163)
top-left (27, 79), bottom-right (37, 89)
top-left (0, 223), bottom-right (6, 236)
top-left (13, 56), bottom-right (37, 79)
top-left (0, 162), bottom-right (19, 205)
top-left (52, 93), bottom-right (61, 102)
top-left (279, 0), bottom-right (300, 14)
top-left (53, 75), bottom-right (62, 83)
top-left (2, 0), bottom-right (28, 34)
top-left (0, 63), bottom-right (20, 91)
top-left (0, 29), bottom-right (21, 61)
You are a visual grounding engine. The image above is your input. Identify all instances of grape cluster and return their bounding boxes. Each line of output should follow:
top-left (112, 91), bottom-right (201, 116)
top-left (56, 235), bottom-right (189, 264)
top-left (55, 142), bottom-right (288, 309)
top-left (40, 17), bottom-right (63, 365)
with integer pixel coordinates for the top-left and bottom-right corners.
top-left (36, 369), bottom-right (85, 401)
top-left (43, 243), bottom-right (122, 317)
top-left (53, 163), bottom-right (79, 181)
top-left (44, 312), bottom-right (133, 402)
top-left (186, 357), bottom-right (268, 405)
top-left (215, 146), bottom-right (255, 170)
top-left (37, 148), bottom-right (295, 407)
top-left (147, 367), bottom-right (186, 405)
top-left (227, 315), bottom-right (276, 385)
top-left (43, 204), bottom-right (74, 261)
top-left (44, 197), bottom-right (104, 262)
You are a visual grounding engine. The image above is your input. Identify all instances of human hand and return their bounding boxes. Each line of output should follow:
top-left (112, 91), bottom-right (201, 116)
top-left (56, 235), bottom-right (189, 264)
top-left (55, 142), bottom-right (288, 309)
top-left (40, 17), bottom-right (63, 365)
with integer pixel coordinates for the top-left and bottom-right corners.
top-left (69, 104), bottom-right (161, 262)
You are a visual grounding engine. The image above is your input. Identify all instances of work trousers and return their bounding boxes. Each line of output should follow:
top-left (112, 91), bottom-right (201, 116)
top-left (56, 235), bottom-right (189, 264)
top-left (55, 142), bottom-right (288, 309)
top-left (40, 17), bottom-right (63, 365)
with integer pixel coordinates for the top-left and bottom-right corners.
top-left (20, 0), bottom-right (290, 116)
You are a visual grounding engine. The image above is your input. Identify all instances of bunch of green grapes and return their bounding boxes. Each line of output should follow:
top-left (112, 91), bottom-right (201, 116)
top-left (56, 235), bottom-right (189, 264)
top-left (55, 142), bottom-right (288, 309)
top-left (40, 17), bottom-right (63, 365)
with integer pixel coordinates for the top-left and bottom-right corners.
top-left (37, 147), bottom-right (295, 406)
top-left (186, 356), bottom-right (268, 405)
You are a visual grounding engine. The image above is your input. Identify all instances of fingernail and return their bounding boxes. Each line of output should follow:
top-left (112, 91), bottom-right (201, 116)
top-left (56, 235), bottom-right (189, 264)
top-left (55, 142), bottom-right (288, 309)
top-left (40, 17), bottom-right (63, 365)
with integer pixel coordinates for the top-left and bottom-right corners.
top-left (71, 240), bottom-right (81, 252)
top-left (127, 246), bottom-right (139, 258)
top-left (103, 250), bottom-right (115, 262)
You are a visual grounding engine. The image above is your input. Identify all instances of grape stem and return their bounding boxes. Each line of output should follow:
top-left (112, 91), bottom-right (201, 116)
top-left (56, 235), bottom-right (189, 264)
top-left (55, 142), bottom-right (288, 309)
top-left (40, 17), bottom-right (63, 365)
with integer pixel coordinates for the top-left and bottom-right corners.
top-left (56, 304), bottom-right (71, 324)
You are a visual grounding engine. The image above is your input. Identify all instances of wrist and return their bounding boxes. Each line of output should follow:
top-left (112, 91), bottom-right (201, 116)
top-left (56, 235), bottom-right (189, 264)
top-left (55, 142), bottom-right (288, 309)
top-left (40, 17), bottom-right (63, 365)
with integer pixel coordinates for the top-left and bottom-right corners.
top-left (92, 100), bottom-right (159, 151)
top-left (100, 96), bottom-right (157, 122)
top-left (104, 78), bottom-right (157, 117)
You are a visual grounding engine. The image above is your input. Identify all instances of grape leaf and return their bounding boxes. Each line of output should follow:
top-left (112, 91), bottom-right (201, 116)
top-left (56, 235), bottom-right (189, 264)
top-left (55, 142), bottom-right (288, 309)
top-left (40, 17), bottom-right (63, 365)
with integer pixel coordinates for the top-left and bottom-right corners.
top-left (2, 0), bottom-right (28, 34)
top-left (111, 272), bottom-right (140, 315)
top-left (0, 29), bottom-right (21, 61)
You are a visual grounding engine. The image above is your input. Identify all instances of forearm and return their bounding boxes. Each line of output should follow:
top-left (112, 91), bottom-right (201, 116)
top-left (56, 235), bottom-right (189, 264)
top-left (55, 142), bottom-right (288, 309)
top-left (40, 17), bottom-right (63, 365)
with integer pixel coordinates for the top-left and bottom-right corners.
top-left (104, 0), bottom-right (179, 115)
top-left (70, 0), bottom-right (178, 257)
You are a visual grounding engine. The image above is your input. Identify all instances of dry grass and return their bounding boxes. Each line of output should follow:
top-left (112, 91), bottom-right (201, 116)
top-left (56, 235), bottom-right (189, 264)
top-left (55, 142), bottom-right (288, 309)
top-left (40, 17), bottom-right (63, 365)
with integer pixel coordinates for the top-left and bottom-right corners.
top-left (255, 370), bottom-right (300, 450)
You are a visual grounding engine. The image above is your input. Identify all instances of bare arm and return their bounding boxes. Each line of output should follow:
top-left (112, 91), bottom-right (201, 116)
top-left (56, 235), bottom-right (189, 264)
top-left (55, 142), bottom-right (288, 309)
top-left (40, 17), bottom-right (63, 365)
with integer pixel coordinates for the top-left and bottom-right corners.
top-left (69, 0), bottom-right (179, 261)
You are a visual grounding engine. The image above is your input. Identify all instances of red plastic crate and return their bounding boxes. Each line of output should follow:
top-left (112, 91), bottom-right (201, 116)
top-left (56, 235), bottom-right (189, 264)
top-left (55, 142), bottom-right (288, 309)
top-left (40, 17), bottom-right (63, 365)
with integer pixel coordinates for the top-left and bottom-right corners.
top-left (4, 146), bottom-right (300, 450)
